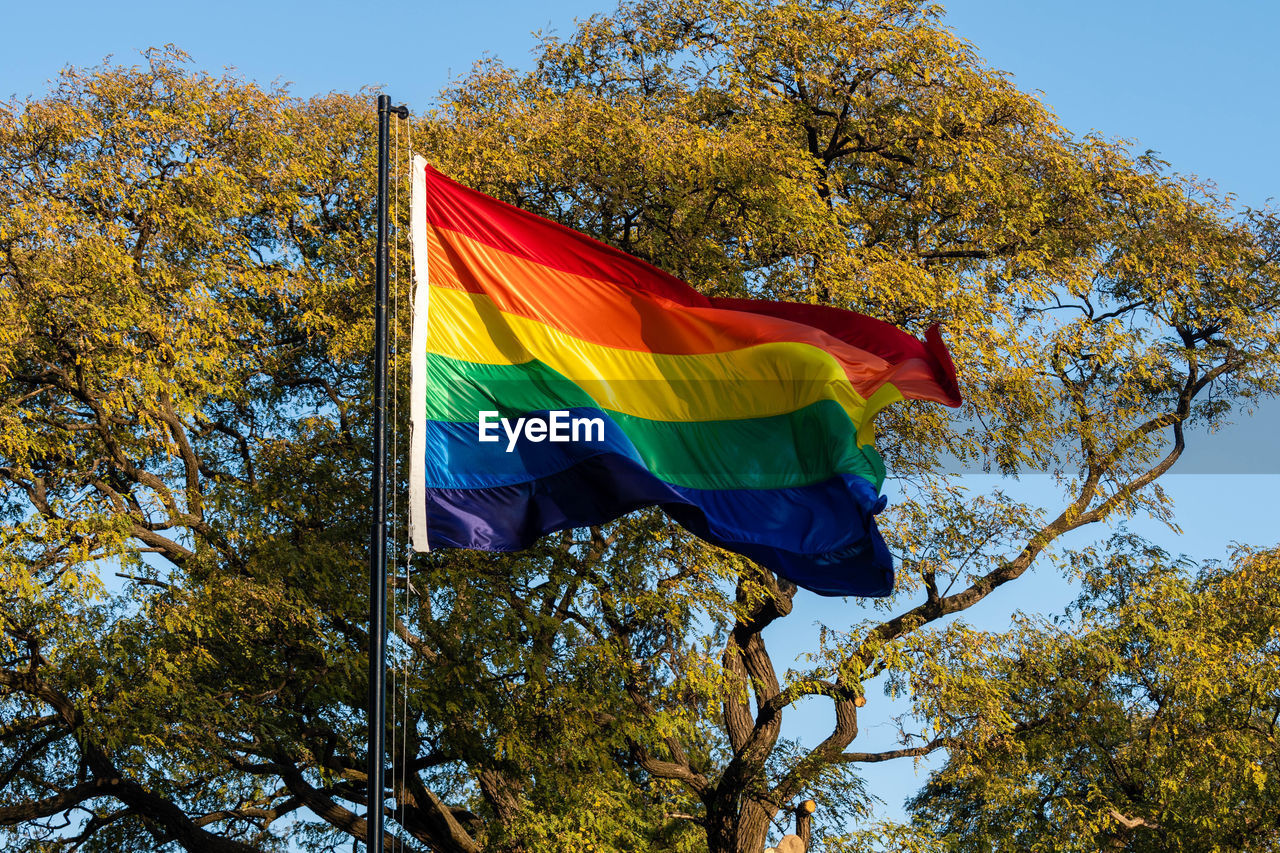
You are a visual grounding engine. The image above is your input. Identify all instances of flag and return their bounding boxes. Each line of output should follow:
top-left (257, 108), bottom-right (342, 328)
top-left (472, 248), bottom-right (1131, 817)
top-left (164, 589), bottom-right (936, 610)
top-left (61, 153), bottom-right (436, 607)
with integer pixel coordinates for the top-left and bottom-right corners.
top-left (408, 157), bottom-right (961, 596)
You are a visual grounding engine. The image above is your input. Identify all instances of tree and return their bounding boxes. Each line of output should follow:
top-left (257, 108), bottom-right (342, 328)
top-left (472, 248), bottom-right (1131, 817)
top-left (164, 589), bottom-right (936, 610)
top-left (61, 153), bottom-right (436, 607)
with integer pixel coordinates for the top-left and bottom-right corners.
top-left (900, 537), bottom-right (1280, 852)
top-left (2, 1), bottom-right (1279, 851)
top-left (0, 48), bottom-right (381, 852)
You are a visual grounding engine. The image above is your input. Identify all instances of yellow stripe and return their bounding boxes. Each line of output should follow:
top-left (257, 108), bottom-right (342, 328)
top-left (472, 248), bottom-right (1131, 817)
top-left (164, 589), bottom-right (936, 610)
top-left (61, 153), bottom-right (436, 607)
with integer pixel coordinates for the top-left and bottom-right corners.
top-left (857, 383), bottom-right (904, 446)
top-left (427, 287), bottom-right (876, 424)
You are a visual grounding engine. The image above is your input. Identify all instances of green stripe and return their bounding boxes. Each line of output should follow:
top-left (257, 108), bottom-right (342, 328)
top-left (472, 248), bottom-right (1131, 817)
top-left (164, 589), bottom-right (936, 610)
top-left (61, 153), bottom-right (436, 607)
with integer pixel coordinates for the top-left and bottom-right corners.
top-left (424, 353), bottom-right (886, 491)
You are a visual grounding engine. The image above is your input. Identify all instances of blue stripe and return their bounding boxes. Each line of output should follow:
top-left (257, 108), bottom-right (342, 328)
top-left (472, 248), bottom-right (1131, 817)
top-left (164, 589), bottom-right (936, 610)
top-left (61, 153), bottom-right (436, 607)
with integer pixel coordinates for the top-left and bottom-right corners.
top-left (424, 407), bottom-right (643, 488)
top-left (424, 453), bottom-right (893, 598)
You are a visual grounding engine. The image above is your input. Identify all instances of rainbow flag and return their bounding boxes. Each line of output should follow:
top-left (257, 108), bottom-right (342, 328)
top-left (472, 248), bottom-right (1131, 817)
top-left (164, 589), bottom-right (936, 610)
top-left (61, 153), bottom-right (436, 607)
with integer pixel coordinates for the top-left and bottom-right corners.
top-left (408, 158), bottom-right (961, 596)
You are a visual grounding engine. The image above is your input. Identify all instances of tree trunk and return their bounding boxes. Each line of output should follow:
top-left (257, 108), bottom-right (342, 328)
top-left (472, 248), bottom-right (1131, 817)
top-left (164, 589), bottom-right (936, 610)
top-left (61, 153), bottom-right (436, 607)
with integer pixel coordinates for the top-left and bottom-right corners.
top-left (704, 797), bottom-right (776, 853)
top-left (735, 801), bottom-right (775, 853)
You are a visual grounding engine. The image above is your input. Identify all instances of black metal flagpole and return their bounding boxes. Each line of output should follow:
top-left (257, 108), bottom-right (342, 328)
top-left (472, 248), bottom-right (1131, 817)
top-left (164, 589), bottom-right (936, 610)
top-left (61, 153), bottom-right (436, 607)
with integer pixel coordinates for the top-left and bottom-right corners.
top-left (371, 92), bottom-right (408, 853)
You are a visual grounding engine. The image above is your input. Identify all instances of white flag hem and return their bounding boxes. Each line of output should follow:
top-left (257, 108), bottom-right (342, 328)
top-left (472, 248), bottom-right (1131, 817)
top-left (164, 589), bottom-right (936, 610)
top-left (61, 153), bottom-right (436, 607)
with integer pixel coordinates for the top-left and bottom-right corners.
top-left (408, 155), bottom-right (431, 552)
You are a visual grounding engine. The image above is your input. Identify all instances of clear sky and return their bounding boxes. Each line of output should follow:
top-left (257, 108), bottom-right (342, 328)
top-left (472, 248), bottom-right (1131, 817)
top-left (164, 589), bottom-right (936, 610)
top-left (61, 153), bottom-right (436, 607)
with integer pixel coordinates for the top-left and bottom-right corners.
top-left (5, 0), bottom-right (1277, 838)
top-left (5, 0), bottom-right (1278, 210)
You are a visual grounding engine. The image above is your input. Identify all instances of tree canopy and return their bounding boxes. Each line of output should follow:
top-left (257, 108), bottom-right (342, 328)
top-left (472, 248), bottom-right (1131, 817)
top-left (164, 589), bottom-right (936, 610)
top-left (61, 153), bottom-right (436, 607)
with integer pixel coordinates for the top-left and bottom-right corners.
top-left (2, 1), bottom-right (1278, 851)
top-left (904, 538), bottom-right (1280, 853)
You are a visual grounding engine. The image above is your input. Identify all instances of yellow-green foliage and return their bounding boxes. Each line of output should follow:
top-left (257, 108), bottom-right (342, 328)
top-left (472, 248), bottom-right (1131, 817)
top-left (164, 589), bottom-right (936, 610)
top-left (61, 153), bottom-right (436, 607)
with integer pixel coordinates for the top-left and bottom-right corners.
top-left (898, 539), bottom-right (1280, 852)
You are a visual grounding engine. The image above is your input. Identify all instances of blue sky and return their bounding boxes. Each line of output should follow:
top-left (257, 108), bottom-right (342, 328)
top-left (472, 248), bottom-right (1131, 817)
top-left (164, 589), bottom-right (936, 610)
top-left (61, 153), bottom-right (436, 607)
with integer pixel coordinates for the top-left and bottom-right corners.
top-left (5, 0), bottom-right (1277, 837)
top-left (5, 0), bottom-right (1278, 211)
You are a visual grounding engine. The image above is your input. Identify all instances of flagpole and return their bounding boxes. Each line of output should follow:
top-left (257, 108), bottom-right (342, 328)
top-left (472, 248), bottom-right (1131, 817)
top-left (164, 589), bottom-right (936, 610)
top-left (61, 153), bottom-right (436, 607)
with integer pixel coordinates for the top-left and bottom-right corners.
top-left (371, 92), bottom-right (408, 853)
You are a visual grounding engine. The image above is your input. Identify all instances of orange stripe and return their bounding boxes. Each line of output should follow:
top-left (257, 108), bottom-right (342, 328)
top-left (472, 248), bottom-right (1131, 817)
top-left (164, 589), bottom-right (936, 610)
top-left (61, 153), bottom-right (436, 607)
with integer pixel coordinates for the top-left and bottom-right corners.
top-left (427, 225), bottom-right (944, 398)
